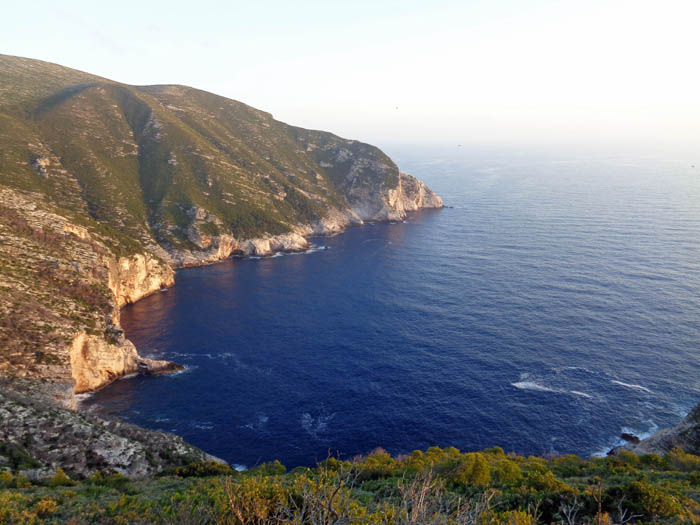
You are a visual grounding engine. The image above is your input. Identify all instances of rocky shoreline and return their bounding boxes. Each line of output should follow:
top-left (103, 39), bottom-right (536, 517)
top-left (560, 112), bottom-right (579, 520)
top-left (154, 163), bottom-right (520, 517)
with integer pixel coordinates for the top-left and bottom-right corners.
top-left (0, 180), bottom-right (443, 478)
top-left (608, 403), bottom-right (700, 457)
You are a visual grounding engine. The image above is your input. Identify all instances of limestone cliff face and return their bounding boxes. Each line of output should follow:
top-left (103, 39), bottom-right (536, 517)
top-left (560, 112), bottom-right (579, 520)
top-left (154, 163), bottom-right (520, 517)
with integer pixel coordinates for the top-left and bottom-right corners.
top-left (70, 333), bottom-right (183, 394)
top-left (157, 171), bottom-right (443, 267)
top-left (398, 172), bottom-right (444, 212)
top-left (0, 186), bottom-right (184, 395)
top-left (107, 253), bottom-right (175, 308)
top-left (160, 231), bottom-right (310, 267)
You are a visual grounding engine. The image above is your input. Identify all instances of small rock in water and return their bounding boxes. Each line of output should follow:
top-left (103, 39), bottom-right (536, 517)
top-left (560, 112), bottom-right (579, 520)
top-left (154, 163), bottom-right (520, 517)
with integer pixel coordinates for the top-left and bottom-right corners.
top-left (621, 432), bottom-right (641, 444)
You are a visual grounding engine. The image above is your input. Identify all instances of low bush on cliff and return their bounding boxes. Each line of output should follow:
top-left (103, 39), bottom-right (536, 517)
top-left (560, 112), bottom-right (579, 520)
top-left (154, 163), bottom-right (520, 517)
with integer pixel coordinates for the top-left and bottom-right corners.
top-left (2, 446), bottom-right (700, 523)
top-left (166, 460), bottom-right (236, 478)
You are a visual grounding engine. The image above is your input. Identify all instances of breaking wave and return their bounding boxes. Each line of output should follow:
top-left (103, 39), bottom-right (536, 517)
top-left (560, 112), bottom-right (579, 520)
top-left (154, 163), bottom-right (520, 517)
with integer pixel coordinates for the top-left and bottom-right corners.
top-left (301, 411), bottom-right (335, 439)
top-left (611, 381), bottom-right (653, 394)
top-left (511, 381), bottom-right (558, 393)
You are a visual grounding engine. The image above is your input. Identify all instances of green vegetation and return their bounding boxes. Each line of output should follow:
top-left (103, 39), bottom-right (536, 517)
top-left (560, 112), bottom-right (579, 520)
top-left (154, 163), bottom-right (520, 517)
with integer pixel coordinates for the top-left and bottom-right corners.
top-left (0, 54), bottom-right (401, 253)
top-left (1, 446), bottom-right (700, 523)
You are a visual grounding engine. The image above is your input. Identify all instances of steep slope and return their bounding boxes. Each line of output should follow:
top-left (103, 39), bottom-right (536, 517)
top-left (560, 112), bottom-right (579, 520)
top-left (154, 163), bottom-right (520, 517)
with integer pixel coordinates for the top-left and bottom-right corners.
top-left (0, 54), bottom-right (443, 396)
top-left (0, 54), bottom-right (442, 266)
top-left (0, 186), bottom-right (180, 395)
top-left (0, 379), bottom-right (221, 478)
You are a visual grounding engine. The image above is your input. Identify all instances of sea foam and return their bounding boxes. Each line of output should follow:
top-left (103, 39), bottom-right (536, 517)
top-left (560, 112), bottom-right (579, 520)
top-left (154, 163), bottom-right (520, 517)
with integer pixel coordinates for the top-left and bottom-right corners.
top-left (611, 380), bottom-right (653, 394)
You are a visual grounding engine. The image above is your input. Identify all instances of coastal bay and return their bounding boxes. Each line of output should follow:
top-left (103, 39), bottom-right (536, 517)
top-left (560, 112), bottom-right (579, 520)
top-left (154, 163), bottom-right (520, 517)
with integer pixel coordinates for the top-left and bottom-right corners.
top-left (85, 148), bottom-right (700, 468)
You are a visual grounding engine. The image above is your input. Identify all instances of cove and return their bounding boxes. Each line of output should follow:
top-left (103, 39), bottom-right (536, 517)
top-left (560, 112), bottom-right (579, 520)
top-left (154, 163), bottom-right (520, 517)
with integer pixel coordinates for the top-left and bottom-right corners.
top-left (84, 148), bottom-right (700, 468)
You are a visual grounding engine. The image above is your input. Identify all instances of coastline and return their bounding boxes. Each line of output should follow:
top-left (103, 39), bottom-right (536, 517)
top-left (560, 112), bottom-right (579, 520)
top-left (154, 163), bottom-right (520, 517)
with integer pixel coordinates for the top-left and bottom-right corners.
top-left (109, 206), bottom-right (699, 467)
top-left (87, 204), bottom-right (447, 395)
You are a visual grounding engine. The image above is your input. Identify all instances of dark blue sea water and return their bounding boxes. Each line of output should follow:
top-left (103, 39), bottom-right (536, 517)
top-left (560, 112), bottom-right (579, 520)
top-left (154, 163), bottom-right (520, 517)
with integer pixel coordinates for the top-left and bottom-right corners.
top-left (84, 146), bottom-right (700, 469)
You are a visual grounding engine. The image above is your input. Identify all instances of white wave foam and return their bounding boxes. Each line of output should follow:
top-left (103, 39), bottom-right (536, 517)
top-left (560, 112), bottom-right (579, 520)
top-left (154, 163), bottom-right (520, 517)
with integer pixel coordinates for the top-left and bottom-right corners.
top-left (611, 380), bottom-right (652, 393)
top-left (592, 420), bottom-right (660, 457)
top-left (621, 422), bottom-right (658, 441)
top-left (73, 392), bottom-right (94, 402)
top-left (242, 414), bottom-right (269, 431)
top-left (511, 381), bottom-right (557, 393)
top-left (570, 390), bottom-right (592, 399)
top-left (559, 366), bottom-right (593, 373)
top-left (233, 464), bottom-right (248, 472)
top-left (292, 245), bottom-right (327, 255)
top-left (301, 412), bottom-right (335, 438)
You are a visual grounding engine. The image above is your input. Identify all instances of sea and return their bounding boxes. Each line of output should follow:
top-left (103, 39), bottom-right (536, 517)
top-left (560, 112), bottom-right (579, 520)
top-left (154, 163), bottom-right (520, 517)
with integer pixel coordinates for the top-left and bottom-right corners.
top-left (83, 145), bottom-right (700, 469)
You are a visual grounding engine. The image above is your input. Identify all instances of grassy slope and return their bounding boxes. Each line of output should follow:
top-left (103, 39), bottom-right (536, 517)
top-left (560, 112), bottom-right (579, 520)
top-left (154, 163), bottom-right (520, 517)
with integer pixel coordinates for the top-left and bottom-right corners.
top-left (0, 54), bottom-right (400, 252)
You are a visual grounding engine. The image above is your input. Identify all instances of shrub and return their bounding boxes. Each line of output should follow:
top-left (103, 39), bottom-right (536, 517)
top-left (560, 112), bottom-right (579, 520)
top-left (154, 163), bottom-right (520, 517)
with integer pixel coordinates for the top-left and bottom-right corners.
top-left (170, 461), bottom-right (235, 478)
top-left (493, 459), bottom-right (523, 485)
top-left (525, 470), bottom-right (574, 494)
top-left (0, 471), bottom-right (13, 488)
top-left (618, 450), bottom-right (640, 465)
top-left (483, 509), bottom-right (538, 524)
top-left (0, 442), bottom-right (41, 470)
top-left (85, 471), bottom-right (134, 492)
top-left (251, 459), bottom-right (286, 476)
top-left (13, 474), bottom-right (31, 488)
top-left (665, 447), bottom-right (700, 472)
top-left (550, 454), bottom-right (585, 477)
top-left (621, 480), bottom-right (683, 519)
top-left (49, 468), bottom-right (74, 487)
top-left (639, 453), bottom-right (664, 468)
top-left (454, 453), bottom-right (491, 487)
top-left (32, 497), bottom-right (58, 518)
top-left (220, 475), bottom-right (287, 523)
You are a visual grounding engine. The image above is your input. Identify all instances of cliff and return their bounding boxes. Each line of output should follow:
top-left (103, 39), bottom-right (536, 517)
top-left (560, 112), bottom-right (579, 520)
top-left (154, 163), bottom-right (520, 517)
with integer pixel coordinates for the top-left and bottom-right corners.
top-left (0, 186), bottom-right (182, 397)
top-left (107, 253), bottom-right (174, 308)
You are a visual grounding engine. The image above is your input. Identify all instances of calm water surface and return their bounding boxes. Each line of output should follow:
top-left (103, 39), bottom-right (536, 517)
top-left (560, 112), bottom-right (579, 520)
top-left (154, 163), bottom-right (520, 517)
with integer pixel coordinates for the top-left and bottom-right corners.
top-left (85, 147), bottom-right (700, 468)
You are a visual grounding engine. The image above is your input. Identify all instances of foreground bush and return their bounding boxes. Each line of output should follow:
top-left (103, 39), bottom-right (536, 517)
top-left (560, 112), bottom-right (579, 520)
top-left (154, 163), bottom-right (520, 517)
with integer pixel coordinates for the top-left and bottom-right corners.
top-left (1, 446), bottom-right (700, 523)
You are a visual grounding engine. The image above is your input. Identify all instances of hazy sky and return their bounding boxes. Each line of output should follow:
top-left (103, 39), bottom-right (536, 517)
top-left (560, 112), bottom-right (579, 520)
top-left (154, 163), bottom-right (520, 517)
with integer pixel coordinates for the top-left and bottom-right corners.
top-left (3, 0), bottom-right (699, 151)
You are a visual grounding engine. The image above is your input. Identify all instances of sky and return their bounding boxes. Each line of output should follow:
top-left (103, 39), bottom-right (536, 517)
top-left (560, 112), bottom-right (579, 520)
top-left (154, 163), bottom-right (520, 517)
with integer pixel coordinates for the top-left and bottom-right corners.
top-left (2, 0), bottom-right (699, 152)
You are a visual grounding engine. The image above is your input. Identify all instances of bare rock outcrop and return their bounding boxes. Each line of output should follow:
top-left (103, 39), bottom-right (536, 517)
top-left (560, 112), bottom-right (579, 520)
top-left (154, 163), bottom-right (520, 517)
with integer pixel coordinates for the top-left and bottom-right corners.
top-left (107, 253), bottom-right (175, 307)
top-left (627, 403), bottom-right (700, 456)
top-left (399, 172), bottom-right (444, 211)
top-left (238, 232), bottom-right (309, 257)
top-left (0, 380), bottom-right (223, 479)
top-left (70, 333), bottom-right (183, 395)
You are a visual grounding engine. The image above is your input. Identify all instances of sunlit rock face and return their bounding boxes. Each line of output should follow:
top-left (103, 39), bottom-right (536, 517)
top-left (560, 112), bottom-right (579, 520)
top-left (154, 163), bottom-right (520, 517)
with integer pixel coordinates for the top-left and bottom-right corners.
top-left (70, 333), bottom-right (182, 394)
top-left (107, 254), bottom-right (175, 308)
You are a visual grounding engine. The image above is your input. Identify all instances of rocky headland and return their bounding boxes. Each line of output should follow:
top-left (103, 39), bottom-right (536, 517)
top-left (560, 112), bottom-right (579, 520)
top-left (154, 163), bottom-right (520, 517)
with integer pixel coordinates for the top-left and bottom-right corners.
top-left (0, 54), bottom-right (442, 477)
